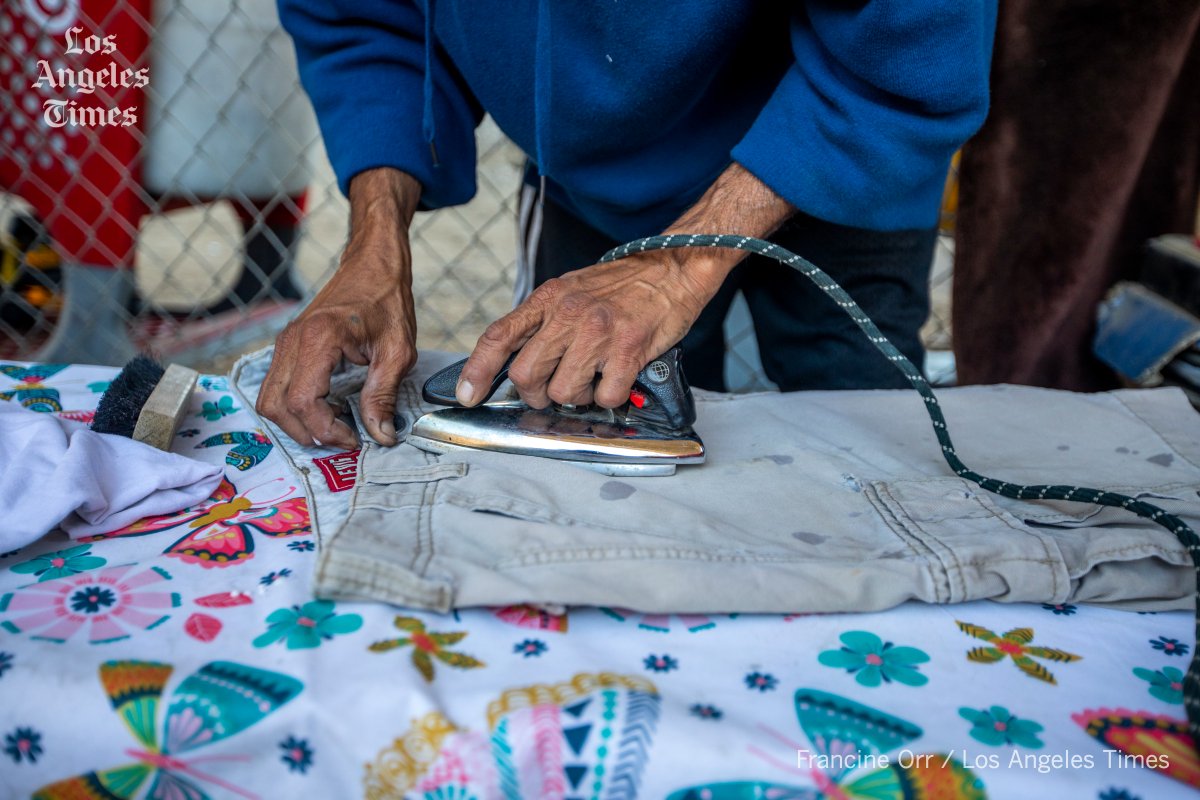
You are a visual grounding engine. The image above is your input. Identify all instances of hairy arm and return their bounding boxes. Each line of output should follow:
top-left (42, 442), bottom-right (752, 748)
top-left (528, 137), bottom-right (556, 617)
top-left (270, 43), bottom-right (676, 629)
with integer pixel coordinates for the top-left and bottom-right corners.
top-left (659, 161), bottom-right (797, 301)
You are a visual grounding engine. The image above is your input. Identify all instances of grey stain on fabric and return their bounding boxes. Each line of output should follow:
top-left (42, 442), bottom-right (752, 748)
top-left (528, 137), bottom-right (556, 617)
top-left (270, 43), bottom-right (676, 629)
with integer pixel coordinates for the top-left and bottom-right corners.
top-left (1057, 445), bottom-right (1070, 451)
top-left (1116, 447), bottom-right (1130, 454)
top-left (600, 481), bottom-right (636, 500)
top-left (1147, 453), bottom-right (1175, 467)
top-left (766, 454), bottom-right (794, 465)
top-left (792, 531), bottom-right (829, 545)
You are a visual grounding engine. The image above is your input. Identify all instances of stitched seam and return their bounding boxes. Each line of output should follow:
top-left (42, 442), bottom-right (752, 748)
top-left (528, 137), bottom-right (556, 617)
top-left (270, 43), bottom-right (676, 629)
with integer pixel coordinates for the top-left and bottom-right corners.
top-left (328, 445), bottom-right (369, 556)
top-left (355, 476), bottom-right (464, 509)
top-left (364, 464), bottom-right (467, 484)
top-left (865, 485), bottom-right (947, 603)
top-left (863, 487), bottom-right (934, 558)
top-left (897, 482), bottom-right (968, 601)
top-left (438, 490), bottom-right (579, 526)
top-left (1055, 543), bottom-right (1193, 568)
top-left (961, 486), bottom-right (1062, 599)
top-left (1015, 482), bottom-right (1198, 520)
top-left (947, 551), bottom-right (1191, 568)
top-left (492, 548), bottom-right (931, 570)
top-left (868, 482), bottom-right (950, 599)
top-left (1073, 543), bottom-right (1190, 558)
top-left (991, 494), bottom-right (1062, 596)
top-left (321, 549), bottom-right (450, 610)
top-left (405, 380), bottom-right (439, 579)
top-left (414, 479), bottom-right (436, 576)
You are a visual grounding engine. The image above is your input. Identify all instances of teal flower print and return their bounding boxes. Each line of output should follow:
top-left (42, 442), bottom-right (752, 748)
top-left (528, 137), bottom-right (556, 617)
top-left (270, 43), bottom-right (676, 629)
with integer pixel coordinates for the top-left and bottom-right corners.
top-left (818, 630), bottom-right (930, 687)
top-left (10, 545), bottom-right (106, 582)
top-left (959, 705), bottom-right (1044, 748)
top-left (1133, 666), bottom-right (1184, 705)
top-left (253, 600), bottom-right (362, 649)
top-left (199, 396), bottom-right (238, 421)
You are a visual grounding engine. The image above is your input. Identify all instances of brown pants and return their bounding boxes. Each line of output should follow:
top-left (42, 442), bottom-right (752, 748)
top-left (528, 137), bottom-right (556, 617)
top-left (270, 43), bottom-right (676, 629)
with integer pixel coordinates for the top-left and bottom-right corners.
top-left (954, 2), bottom-right (1200, 390)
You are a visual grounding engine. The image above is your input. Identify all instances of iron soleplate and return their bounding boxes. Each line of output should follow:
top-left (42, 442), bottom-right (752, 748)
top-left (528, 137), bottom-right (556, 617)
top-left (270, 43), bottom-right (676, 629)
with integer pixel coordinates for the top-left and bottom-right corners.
top-left (406, 401), bottom-right (705, 477)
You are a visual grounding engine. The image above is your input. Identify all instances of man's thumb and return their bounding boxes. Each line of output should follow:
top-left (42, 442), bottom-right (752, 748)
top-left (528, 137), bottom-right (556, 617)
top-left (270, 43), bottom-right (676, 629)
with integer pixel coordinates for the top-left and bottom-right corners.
top-left (360, 349), bottom-right (412, 446)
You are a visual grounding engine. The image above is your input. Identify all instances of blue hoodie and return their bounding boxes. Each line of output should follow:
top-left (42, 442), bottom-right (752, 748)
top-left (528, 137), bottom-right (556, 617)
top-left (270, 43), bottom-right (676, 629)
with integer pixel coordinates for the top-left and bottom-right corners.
top-left (279, 1), bottom-right (997, 241)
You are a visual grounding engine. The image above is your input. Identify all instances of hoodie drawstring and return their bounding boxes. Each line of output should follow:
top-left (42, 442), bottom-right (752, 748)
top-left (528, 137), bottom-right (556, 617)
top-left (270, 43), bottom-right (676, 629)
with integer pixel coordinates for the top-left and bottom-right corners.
top-left (532, 0), bottom-right (549, 178)
top-left (422, 0), bottom-right (439, 165)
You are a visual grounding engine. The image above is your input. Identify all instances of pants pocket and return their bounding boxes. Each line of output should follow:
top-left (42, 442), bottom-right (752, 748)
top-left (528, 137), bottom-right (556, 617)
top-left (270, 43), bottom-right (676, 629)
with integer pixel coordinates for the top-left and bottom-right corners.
top-left (429, 452), bottom-right (761, 565)
top-left (865, 477), bottom-right (1194, 607)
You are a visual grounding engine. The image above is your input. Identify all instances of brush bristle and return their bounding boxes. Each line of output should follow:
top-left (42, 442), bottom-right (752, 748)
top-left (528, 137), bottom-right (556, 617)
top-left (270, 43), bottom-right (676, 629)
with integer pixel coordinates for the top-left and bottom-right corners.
top-left (91, 355), bottom-right (165, 437)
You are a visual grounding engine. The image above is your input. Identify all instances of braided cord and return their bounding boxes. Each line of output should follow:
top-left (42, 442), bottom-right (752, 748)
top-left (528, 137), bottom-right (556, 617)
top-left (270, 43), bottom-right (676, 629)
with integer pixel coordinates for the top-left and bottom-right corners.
top-left (600, 233), bottom-right (1200, 743)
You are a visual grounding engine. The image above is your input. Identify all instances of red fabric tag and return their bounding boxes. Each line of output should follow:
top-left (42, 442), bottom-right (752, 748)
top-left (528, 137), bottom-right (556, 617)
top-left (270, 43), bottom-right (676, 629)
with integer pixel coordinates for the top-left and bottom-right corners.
top-left (313, 450), bottom-right (359, 493)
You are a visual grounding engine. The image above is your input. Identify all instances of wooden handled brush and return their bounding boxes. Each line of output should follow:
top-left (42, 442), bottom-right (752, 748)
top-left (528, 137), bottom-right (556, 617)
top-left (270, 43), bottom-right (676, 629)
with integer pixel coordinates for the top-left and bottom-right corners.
top-left (92, 355), bottom-right (199, 450)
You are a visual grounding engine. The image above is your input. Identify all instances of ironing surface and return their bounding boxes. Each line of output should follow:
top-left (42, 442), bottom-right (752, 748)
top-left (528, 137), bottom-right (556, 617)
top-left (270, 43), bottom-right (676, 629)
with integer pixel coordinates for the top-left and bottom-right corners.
top-left (224, 347), bottom-right (1200, 795)
top-left (4, 356), bottom-right (1198, 799)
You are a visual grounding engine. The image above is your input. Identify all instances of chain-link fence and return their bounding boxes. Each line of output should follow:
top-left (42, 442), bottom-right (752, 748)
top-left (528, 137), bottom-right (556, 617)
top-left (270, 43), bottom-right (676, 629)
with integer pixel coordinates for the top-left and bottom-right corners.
top-left (1, 0), bottom-right (954, 387)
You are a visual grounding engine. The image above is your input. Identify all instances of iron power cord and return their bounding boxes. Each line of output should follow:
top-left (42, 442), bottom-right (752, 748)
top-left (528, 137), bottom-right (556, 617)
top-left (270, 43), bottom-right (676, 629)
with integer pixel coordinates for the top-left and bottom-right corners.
top-left (600, 233), bottom-right (1200, 746)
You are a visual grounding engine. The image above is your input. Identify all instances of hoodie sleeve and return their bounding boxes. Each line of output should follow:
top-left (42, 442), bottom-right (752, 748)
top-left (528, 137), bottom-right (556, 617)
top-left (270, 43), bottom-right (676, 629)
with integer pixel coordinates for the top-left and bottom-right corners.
top-left (731, 1), bottom-right (997, 232)
top-left (278, 0), bottom-right (483, 208)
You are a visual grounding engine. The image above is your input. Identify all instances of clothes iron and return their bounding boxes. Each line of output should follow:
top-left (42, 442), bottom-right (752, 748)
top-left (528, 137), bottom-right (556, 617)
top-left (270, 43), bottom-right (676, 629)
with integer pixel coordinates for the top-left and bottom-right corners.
top-left (407, 347), bottom-right (705, 476)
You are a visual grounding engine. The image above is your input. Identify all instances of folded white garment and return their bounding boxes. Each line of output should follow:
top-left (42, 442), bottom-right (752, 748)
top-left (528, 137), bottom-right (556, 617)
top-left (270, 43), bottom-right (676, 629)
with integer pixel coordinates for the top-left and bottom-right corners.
top-left (0, 400), bottom-right (224, 552)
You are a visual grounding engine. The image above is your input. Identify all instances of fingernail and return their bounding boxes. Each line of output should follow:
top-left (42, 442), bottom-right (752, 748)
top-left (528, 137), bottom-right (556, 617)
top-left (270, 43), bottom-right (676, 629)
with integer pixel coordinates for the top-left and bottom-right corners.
top-left (380, 418), bottom-right (396, 442)
top-left (456, 379), bottom-right (475, 406)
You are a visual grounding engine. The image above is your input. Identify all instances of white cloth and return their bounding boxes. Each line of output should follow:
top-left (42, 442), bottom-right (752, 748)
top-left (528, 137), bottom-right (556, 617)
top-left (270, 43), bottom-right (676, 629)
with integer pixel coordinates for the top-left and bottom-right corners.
top-left (0, 401), bottom-right (224, 551)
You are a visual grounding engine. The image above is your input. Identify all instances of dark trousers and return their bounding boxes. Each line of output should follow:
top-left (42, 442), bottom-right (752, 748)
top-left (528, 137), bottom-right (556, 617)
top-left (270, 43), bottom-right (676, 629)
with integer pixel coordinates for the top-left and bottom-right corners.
top-left (534, 196), bottom-right (937, 392)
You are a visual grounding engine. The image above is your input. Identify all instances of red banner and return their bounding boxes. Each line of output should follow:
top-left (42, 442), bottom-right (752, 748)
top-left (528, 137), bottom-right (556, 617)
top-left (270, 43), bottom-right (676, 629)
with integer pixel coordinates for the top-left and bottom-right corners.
top-left (0, 0), bottom-right (150, 267)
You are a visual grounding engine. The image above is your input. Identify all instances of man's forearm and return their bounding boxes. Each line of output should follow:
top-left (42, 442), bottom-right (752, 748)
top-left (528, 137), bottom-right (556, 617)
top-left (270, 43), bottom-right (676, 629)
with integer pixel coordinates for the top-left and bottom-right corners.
top-left (261, 167), bottom-right (423, 451)
top-left (661, 162), bottom-right (796, 297)
top-left (345, 168), bottom-right (423, 275)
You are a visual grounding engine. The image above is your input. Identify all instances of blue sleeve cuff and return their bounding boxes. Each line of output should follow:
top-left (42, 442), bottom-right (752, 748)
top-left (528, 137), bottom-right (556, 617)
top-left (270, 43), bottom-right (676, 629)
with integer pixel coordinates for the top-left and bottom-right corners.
top-left (280, 0), bottom-right (481, 208)
top-left (733, 1), bottom-right (997, 231)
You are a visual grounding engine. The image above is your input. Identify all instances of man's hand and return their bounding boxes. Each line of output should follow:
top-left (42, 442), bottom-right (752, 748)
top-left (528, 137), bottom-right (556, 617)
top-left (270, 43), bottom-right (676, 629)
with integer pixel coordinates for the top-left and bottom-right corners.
top-left (458, 252), bottom-right (711, 409)
top-left (257, 169), bottom-right (421, 450)
top-left (457, 163), bottom-right (796, 409)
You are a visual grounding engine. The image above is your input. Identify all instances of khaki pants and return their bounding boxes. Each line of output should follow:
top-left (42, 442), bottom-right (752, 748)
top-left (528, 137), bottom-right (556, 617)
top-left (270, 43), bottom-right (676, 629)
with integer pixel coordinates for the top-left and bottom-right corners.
top-left (234, 349), bottom-right (1200, 614)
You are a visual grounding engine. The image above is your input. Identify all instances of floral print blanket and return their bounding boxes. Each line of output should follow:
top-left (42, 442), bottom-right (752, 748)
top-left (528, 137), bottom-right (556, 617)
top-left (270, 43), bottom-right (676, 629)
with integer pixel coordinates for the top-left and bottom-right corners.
top-left (0, 361), bottom-right (1197, 799)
